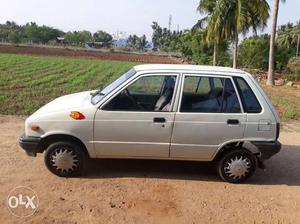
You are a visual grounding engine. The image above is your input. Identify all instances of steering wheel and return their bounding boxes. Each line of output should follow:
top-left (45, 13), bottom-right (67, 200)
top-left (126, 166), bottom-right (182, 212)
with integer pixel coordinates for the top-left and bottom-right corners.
top-left (123, 89), bottom-right (145, 110)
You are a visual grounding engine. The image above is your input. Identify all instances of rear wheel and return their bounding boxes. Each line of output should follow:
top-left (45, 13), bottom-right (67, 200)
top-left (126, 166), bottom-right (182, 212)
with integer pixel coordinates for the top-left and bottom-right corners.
top-left (44, 141), bottom-right (86, 177)
top-left (217, 149), bottom-right (257, 183)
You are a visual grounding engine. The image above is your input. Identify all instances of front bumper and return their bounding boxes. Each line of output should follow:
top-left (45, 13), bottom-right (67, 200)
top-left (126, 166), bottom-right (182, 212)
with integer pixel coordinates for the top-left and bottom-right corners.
top-left (252, 141), bottom-right (282, 160)
top-left (19, 134), bottom-right (41, 157)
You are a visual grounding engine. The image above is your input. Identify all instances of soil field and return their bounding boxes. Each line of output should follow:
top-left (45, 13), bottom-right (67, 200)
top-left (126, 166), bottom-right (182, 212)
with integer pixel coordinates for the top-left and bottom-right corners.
top-left (0, 116), bottom-right (300, 224)
top-left (0, 44), bottom-right (180, 64)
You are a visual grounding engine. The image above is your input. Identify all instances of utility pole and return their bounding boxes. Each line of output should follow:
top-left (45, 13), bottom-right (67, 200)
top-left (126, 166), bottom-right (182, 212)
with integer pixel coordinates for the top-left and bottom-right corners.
top-left (168, 15), bottom-right (172, 31)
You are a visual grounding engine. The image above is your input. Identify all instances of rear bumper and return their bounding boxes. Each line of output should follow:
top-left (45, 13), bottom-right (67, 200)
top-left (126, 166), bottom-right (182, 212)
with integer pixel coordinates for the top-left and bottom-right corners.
top-left (252, 141), bottom-right (281, 160)
top-left (19, 134), bottom-right (41, 157)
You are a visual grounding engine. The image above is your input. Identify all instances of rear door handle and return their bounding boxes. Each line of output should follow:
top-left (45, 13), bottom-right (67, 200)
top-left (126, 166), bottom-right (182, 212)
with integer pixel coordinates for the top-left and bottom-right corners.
top-left (153, 117), bottom-right (166, 123)
top-left (227, 119), bottom-right (239, 125)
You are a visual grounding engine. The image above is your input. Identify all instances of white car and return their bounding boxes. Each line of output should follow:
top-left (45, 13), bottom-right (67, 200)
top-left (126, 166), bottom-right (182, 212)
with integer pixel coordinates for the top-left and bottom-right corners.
top-left (20, 64), bottom-right (281, 183)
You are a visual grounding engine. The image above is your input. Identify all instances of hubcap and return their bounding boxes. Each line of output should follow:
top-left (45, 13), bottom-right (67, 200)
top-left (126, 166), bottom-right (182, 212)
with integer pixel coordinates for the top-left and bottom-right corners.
top-left (224, 155), bottom-right (251, 180)
top-left (51, 148), bottom-right (79, 172)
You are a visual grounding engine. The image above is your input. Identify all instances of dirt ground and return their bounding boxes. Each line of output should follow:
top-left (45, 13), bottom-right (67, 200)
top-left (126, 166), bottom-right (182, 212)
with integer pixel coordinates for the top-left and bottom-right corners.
top-left (0, 116), bottom-right (299, 224)
top-left (0, 44), bottom-right (180, 64)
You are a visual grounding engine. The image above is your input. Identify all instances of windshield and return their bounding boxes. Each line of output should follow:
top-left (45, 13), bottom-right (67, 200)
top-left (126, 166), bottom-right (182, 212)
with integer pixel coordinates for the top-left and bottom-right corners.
top-left (91, 68), bottom-right (136, 105)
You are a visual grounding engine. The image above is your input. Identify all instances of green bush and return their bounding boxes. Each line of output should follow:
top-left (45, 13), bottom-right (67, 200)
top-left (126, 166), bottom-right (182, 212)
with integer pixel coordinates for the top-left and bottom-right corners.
top-left (287, 57), bottom-right (300, 73)
top-left (239, 34), bottom-right (295, 71)
top-left (180, 30), bottom-right (230, 66)
top-left (238, 35), bottom-right (270, 70)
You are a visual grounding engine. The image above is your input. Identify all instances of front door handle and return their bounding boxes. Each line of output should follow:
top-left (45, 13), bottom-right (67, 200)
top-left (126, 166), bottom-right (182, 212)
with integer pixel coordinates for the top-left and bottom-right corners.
top-left (227, 119), bottom-right (239, 125)
top-left (153, 117), bottom-right (166, 123)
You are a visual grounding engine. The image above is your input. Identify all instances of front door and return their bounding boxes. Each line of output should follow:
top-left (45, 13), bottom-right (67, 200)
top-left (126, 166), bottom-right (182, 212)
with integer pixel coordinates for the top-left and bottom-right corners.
top-left (94, 74), bottom-right (178, 158)
top-left (170, 74), bottom-right (247, 160)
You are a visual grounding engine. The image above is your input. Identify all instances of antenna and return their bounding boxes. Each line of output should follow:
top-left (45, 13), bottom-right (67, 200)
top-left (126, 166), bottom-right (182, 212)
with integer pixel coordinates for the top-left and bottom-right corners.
top-left (168, 14), bottom-right (172, 31)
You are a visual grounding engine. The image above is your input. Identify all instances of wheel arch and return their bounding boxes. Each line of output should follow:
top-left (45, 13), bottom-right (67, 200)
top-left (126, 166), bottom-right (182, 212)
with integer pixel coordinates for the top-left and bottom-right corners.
top-left (38, 134), bottom-right (90, 158)
top-left (213, 141), bottom-right (260, 161)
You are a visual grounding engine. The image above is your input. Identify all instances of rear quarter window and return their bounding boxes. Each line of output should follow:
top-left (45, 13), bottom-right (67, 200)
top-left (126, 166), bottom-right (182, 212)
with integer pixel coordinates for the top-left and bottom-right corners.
top-left (233, 77), bottom-right (262, 113)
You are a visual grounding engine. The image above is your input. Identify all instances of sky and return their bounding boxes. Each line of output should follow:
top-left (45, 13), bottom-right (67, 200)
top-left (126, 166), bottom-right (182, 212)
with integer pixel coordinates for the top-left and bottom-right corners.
top-left (0, 0), bottom-right (299, 40)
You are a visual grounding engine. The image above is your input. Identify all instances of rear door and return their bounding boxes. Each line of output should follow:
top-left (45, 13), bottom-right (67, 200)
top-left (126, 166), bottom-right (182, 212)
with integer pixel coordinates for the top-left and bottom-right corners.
top-left (170, 74), bottom-right (247, 160)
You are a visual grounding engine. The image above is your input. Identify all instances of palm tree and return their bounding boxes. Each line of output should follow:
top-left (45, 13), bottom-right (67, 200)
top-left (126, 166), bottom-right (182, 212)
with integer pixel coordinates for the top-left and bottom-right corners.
top-left (277, 24), bottom-right (293, 47)
top-left (295, 27), bottom-right (300, 58)
top-left (294, 22), bottom-right (300, 58)
top-left (195, 0), bottom-right (220, 66)
top-left (221, 0), bottom-right (269, 68)
top-left (277, 23), bottom-right (300, 58)
top-left (267, 0), bottom-right (286, 86)
top-left (197, 0), bottom-right (269, 68)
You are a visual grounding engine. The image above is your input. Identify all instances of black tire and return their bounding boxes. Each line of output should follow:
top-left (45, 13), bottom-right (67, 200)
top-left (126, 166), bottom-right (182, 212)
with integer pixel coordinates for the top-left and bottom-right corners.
top-left (44, 141), bottom-right (87, 177)
top-left (217, 149), bottom-right (257, 183)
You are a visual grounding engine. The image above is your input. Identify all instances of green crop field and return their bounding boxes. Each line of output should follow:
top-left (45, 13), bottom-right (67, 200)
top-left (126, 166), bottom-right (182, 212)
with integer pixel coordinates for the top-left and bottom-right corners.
top-left (0, 53), bottom-right (136, 115)
top-left (0, 53), bottom-right (299, 120)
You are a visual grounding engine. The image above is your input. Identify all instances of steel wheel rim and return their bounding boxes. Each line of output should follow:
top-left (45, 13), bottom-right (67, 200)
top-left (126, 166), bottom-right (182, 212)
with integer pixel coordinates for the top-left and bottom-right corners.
top-left (224, 155), bottom-right (251, 180)
top-left (50, 148), bottom-right (79, 173)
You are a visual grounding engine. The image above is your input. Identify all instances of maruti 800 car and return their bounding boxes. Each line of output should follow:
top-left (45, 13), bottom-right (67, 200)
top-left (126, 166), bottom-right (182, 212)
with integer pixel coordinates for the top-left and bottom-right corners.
top-left (19, 64), bottom-right (281, 183)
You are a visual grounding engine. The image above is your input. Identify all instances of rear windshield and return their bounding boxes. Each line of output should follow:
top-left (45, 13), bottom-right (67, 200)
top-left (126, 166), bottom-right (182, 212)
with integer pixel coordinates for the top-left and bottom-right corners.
top-left (233, 77), bottom-right (262, 113)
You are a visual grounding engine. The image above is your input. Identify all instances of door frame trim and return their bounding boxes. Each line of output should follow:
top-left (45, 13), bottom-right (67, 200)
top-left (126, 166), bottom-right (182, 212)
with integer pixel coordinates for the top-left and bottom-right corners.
top-left (175, 73), bottom-right (245, 114)
top-left (99, 72), bottom-right (181, 112)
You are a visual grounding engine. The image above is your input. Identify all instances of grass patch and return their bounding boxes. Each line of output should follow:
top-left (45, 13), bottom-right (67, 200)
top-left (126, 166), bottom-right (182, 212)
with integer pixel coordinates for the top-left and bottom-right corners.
top-left (284, 106), bottom-right (296, 119)
top-left (0, 53), bottom-right (136, 115)
top-left (261, 83), bottom-right (300, 120)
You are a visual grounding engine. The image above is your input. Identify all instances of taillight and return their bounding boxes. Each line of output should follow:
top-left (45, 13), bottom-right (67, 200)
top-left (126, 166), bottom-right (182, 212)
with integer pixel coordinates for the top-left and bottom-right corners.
top-left (276, 123), bottom-right (280, 140)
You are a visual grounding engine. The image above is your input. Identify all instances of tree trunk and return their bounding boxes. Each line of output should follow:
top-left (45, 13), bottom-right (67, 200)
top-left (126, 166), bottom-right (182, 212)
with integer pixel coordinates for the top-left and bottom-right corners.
top-left (232, 33), bottom-right (238, 69)
top-left (267, 0), bottom-right (280, 86)
top-left (213, 42), bottom-right (219, 66)
top-left (296, 35), bottom-right (300, 58)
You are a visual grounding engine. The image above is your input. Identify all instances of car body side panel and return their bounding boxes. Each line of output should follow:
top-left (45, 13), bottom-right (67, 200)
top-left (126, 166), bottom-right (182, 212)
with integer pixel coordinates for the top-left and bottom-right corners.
top-left (241, 75), bottom-right (278, 142)
top-left (92, 72), bottom-right (180, 158)
top-left (246, 72), bottom-right (280, 122)
top-left (25, 107), bottom-right (97, 157)
top-left (93, 111), bottom-right (175, 157)
top-left (169, 73), bottom-right (247, 160)
top-left (170, 113), bottom-right (247, 160)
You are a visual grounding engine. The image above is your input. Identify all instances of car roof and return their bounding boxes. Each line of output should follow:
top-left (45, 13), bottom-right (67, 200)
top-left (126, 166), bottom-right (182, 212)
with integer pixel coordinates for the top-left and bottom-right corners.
top-left (134, 64), bottom-right (246, 75)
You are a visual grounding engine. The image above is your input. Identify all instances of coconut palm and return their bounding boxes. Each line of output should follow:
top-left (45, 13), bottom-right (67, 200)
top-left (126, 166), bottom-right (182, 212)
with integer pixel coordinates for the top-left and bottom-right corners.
top-left (267, 0), bottom-right (286, 86)
top-left (277, 24), bottom-right (293, 47)
top-left (294, 27), bottom-right (300, 58)
top-left (277, 22), bottom-right (300, 58)
top-left (197, 0), bottom-right (269, 68)
top-left (293, 22), bottom-right (300, 57)
top-left (195, 0), bottom-right (220, 66)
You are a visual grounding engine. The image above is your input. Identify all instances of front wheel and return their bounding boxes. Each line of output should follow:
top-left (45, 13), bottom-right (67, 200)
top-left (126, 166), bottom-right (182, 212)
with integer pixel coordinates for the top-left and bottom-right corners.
top-left (217, 149), bottom-right (257, 183)
top-left (44, 141), bottom-right (86, 177)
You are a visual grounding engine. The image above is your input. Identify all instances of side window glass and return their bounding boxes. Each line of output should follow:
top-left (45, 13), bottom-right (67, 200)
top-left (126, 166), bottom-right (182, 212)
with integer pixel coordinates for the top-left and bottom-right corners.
top-left (182, 76), bottom-right (211, 94)
top-left (214, 78), bottom-right (223, 88)
top-left (182, 76), bottom-right (200, 93)
top-left (180, 76), bottom-right (241, 113)
top-left (127, 76), bottom-right (164, 95)
top-left (234, 77), bottom-right (262, 113)
top-left (222, 79), bottom-right (241, 113)
top-left (197, 77), bottom-right (210, 94)
top-left (103, 75), bottom-right (177, 112)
